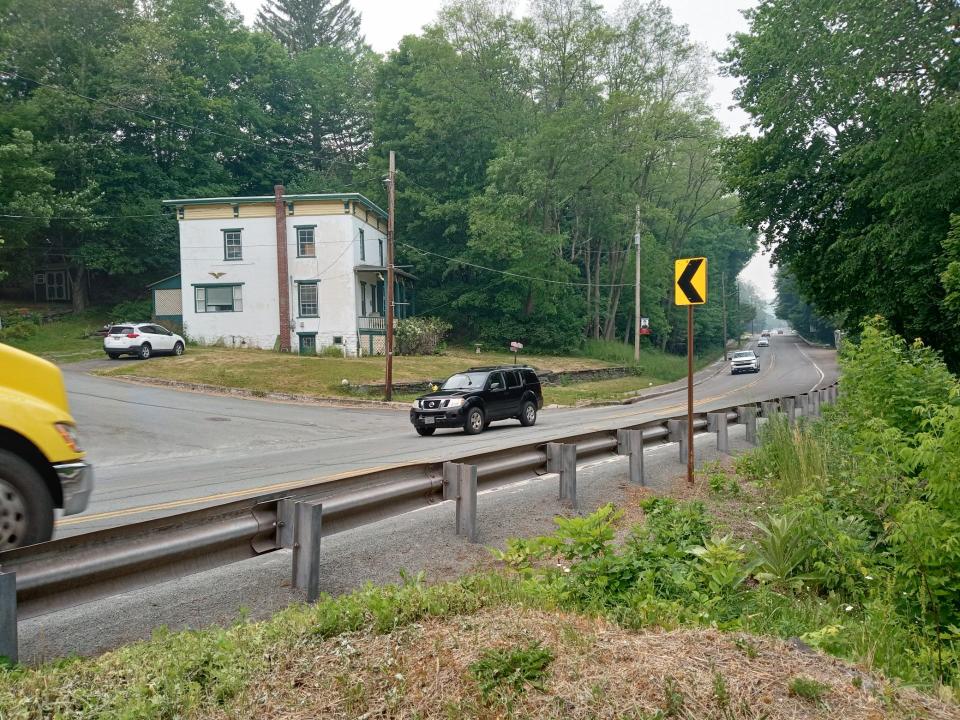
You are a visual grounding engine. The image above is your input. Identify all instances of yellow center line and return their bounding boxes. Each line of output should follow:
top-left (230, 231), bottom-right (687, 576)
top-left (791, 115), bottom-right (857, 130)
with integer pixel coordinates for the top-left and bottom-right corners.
top-left (61, 350), bottom-right (783, 528)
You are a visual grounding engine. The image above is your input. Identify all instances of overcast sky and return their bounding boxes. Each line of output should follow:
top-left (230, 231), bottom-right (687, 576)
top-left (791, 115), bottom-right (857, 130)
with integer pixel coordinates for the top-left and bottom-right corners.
top-left (229, 0), bottom-right (775, 300)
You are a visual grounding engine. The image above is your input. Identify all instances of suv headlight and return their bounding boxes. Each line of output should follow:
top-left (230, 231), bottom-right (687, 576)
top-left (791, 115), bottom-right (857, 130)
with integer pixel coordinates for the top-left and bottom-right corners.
top-left (55, 422), bottom-right (82, 453)
top-left (411, 400), bottom-right (421, 409)
top-left (447, 398), bottom-right (464, 409)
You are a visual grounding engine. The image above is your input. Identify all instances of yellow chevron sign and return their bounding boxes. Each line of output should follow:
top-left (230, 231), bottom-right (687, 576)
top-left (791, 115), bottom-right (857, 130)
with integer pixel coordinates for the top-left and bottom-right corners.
top-left (675, 257), bottom-right (707, 305)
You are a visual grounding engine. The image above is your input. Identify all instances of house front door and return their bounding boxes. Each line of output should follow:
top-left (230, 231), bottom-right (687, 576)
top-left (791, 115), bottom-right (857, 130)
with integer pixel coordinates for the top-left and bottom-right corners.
top-left (299, 333), bottom-right (317, 355)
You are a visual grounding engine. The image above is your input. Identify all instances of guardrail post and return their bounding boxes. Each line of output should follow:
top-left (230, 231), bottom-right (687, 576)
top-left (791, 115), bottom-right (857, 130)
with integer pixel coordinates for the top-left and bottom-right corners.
top-left (737, 406), bottom-right (758, 445)
top-left (812, 390), bottom-right (822, 417)
top-left (444, 462), bottom-right (478, 542)
top-left (291, 500), bottom-right (323, 603)
top-left (797, 393), bottom-right (810, 417)
top-left (667, 419), bottom-right (688, 463)
top-left (760, 400), bottom-right (778, 422)
top-left (0, 570), bottom-right (16, 664)
top-left (616, 429), bottom-right (644, 486)
top-left (781, 396), bottom-right (796, 426)
top-left (707, 412), bottom-right (729, 454)
top-left (547, 442), bottom-right (577, 510)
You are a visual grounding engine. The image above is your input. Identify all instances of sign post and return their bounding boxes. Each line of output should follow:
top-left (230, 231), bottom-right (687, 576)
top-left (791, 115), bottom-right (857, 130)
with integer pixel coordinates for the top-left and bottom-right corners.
top-left (509, 341), bottom-right (524, 365)
top-left (674, 257), bottom-right (707, 484)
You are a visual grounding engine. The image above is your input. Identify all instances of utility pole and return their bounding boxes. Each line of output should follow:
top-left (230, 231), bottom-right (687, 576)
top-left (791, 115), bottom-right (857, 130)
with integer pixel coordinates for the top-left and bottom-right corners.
top-left (737, 278), bottom-right (743, 348)
top-left (721, 271), bottom-right (728, 360)
top-left (633, 205), bottom-right (641, 362)
top-left (385, 151), bottom-right (396, 401)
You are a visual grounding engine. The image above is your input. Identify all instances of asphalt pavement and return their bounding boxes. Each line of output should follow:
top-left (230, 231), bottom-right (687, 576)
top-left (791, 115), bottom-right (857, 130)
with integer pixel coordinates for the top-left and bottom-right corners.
top-left (58, 334), bottom-right (836, 537)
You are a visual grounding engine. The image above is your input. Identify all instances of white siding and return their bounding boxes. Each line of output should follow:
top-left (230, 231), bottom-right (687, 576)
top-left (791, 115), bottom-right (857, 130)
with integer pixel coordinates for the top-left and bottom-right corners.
top-left (179, 217), bottom-right (279, 349)
top-left (286, 215), bottom-right (359, 354)
top-left (176, 209), bottom-right (386, 355)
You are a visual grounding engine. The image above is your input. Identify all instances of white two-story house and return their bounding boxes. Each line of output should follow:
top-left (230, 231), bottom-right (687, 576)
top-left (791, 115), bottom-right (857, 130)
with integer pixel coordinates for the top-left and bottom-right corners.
top-left (162, 187), bottom-right (414, 356)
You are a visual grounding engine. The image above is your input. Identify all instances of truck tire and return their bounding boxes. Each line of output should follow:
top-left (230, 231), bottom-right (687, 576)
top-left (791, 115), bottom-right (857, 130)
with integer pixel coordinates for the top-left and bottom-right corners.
top-left (0, 449), bottom-right (55, 550)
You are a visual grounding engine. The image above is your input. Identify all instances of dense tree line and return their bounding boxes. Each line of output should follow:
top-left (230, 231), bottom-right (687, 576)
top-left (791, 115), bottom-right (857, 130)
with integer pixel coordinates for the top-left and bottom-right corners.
top-left (723, 0), bottom-right (960, 365)
top-left (0, 0), bottom-right (759, 353)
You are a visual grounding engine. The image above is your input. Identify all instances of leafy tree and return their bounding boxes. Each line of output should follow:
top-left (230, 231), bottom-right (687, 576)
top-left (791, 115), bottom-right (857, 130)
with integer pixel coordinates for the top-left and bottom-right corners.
top-left (722, 0), bottom-right (960, 365)
top-left (774, 267), bottom-right (836, 345)
top-left (256, 0), bottom-right (362, 53)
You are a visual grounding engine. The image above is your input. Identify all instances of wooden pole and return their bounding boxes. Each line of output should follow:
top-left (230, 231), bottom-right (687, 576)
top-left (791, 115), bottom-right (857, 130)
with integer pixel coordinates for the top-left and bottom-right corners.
top-left (687, 304), bottom-right (694, 485)
top-left (721, 271), bottom-right (727, 360)
top-left (633, 205), bottom-right (641, 362)
top-left (386, 151), bottom-right (396, 401)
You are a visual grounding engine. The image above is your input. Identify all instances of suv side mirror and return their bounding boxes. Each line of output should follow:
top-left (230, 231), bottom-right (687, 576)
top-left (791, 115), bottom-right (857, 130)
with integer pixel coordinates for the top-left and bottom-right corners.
top-left (491, 382), bottom-right (502, 390)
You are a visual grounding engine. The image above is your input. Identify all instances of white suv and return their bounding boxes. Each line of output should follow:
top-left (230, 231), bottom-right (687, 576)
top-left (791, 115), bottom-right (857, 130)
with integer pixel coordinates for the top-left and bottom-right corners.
top-left (104, 323), bottom-right (185, 360)
top-left (730, 350), bottom-right (760, 374)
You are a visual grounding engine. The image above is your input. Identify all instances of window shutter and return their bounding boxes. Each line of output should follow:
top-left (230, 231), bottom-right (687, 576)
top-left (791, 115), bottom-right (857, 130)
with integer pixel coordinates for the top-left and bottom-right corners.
top-left (195, 287), bottom-right (206, 312)
top-left (232, 285), bottom-right (243, 312)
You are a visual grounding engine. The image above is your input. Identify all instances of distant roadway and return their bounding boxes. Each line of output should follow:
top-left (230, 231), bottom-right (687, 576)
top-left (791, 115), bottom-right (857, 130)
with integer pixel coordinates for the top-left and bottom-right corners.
top-left (58, 334), bottom-right (836, 537)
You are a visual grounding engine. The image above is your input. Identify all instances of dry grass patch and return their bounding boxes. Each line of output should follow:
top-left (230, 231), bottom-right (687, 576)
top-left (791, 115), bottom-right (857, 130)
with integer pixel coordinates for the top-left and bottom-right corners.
top-left (214, 607), bottom-right (953, 719)
top-left (98, 346), bottom-right (616, 400)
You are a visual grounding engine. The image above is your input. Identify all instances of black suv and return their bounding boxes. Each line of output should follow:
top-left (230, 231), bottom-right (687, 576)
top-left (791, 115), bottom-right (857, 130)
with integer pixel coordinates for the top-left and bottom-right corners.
top-left (409, 366), bottom-right (544, 436)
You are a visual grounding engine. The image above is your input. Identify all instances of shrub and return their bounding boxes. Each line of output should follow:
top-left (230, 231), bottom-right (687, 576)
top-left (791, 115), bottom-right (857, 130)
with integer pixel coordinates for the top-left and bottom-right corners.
top-left (110, 298), bottom-right (153, 323)
top-left (318, 344), bottom-right (344, 358)
top-left (0, 322), bottom-right (39, 342)
top-left (395, 316), bottom-right (451, 356)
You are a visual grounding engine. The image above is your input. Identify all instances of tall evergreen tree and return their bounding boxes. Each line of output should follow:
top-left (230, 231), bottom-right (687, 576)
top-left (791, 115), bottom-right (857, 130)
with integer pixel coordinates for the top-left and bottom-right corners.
top-left (255, 0), bottom-right (362, 53)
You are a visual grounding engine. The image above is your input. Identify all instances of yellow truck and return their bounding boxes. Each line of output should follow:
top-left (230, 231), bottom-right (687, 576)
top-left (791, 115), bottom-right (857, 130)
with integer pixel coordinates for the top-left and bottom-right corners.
top-left (0, 343), bottom-right (93, 549)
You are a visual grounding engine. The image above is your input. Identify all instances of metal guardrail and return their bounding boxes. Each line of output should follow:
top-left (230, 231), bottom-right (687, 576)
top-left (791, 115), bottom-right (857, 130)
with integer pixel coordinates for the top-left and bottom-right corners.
top-left (0, 383), bottom-right (839, 661)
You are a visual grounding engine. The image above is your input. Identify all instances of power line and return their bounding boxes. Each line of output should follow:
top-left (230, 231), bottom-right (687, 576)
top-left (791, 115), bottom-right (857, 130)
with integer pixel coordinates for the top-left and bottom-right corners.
top-left (398, 242), bottom-right (634, 288)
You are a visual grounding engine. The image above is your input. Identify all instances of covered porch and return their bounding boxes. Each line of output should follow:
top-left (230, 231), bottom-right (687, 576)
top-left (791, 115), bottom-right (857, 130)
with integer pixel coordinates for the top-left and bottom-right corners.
top-left (355, 265), bottom-right (416, 356)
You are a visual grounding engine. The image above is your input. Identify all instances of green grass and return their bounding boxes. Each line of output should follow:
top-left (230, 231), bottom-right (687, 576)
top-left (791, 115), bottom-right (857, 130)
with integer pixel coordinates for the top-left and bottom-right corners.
top-left (97, 345), bottom-right (616, 400)
top-left (0, 303), bottom-right (107, 361)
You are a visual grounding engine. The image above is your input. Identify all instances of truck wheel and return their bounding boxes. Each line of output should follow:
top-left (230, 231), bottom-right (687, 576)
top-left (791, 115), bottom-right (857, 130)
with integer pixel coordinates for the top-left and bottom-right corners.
top-left (0, 450), bottom-right (54, 550)
top-left (464, 407), bottom-right (485, 435)
top-left (519, 401), bottom-right (537, 427)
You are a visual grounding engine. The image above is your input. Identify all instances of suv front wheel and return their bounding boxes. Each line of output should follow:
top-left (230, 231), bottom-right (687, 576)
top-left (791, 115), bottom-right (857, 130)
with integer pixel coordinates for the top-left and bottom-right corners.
top-left (519, 400), bottom-right (537, 427)
top-left (464, 406), bottom-right (485, 435)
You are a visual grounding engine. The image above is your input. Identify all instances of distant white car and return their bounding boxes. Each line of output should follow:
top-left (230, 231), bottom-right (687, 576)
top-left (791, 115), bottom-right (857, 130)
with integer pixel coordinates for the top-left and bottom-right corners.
top-left (104, 323), bottom-right (185, 360)
top-left (757, 337), bottom-right (770, 348)
top-left (730, 350), bottom-right (760, 374)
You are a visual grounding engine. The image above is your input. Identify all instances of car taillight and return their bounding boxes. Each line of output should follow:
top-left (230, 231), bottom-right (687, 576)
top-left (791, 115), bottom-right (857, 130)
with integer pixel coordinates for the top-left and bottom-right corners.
top-left (126, 333), bottom-right (140, 338)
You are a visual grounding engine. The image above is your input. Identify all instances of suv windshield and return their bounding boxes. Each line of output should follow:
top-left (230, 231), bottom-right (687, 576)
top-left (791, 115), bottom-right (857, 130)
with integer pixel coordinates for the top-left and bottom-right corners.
top-left (442, 372), bottom-right (489, 390)
top-left (732, 351), bottom-right (754, 359)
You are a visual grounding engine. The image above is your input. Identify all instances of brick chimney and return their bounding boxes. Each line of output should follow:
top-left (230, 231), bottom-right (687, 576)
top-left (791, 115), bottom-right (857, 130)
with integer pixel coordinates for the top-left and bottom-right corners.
top-left (274, 184), bottom-right (291, 351)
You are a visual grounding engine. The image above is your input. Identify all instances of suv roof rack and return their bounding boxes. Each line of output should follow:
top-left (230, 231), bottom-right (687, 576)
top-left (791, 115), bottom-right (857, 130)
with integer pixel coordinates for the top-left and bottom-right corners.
top-left (466, 365), bottom-right (534, 372)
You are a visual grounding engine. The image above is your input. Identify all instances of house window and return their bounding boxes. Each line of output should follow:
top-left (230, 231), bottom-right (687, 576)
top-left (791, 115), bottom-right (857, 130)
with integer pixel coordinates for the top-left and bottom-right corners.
top-left (297, 226), bottom-right (316, 257)
top-left (373, 282), bottom-right (385, 315)
top-left (46, 271), bottom-right (67, 301)
top-left (223, 229), bottom-right (242, 261)
top-left (378, 237), bottom-right (384, 265)
top-left (333, 335), bottom-right (343, 345)
top-left (298, 282), bottom-right (318, 317)
top-left (360, 281), bottom-right (368, 315)
top-left (359, 228), bottom-right (365, 261)
top-left (195, 285), bottom-right (242, 313)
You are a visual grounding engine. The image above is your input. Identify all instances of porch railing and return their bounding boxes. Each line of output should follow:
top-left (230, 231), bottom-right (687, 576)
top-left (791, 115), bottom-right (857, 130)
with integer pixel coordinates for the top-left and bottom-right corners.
top-left (357, 316), bottom-right (394, 332)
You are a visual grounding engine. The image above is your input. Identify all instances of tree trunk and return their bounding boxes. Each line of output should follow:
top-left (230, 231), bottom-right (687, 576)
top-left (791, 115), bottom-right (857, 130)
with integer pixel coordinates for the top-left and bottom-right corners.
top-left (592, 245), bottom-right (601, 341)
top-left (70, 265), bottom-right (88, 313)
top-left (584, 248), bottom-right (592, 337)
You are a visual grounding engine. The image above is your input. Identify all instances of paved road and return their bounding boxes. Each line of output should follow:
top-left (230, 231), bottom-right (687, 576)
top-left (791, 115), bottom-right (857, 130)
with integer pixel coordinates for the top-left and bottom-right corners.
top-left (59, 334), bottom-right (836, 537)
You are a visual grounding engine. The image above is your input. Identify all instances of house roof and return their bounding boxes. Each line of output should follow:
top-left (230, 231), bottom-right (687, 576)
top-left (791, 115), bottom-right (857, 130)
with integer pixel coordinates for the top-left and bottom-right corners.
top-left (355, 264), bottom-right (418, 281)
top-left (146, 273), bottom-right (181, 289)
top-left (161, 193), bottom-right (387, 220)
